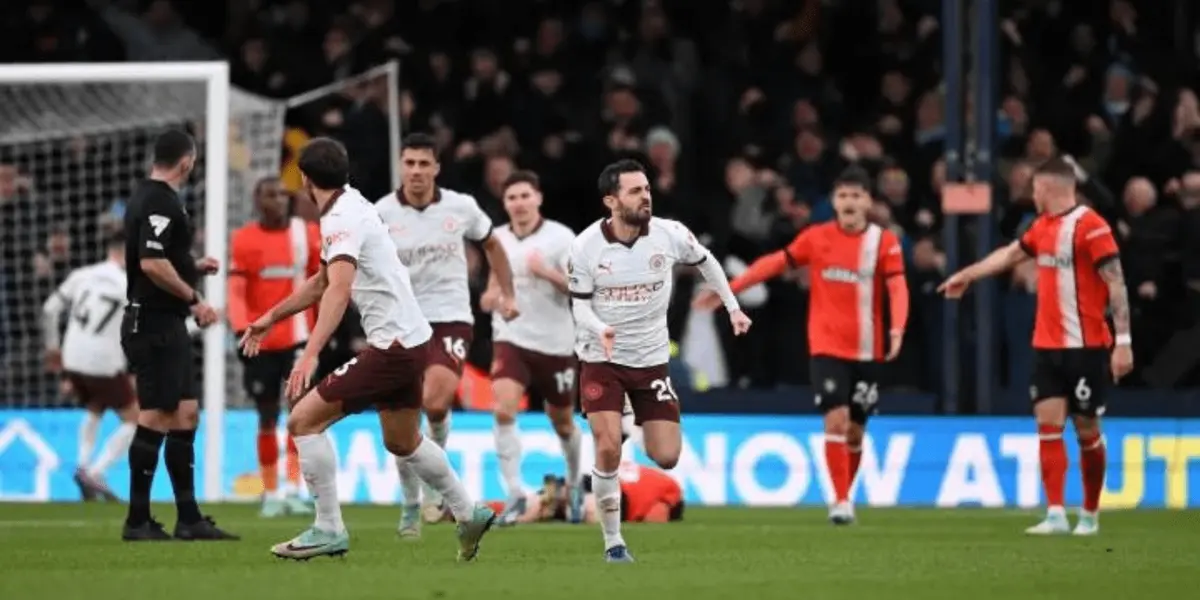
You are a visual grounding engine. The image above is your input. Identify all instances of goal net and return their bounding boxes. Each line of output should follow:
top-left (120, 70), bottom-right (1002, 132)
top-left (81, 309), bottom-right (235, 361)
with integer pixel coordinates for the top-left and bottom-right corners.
top-left (0, 61), bottom-right (399, 500)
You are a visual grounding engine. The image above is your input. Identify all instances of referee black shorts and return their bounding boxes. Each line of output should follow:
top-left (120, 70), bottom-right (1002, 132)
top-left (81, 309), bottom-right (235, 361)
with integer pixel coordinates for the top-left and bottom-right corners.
top-left (121, 305), bottom-right (198, 411)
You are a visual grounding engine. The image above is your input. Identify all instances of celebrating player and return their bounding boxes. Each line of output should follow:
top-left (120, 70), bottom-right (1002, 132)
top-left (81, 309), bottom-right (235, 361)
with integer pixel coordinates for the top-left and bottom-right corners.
top-left (240, 138), bottom-right (495, 561)
top-left (227, 177), bottom-right (320, 517)
top-left (569, 159), bottom-right (750, 562)
top-left (42, 231), bottom-right (136, 502)
top-left (694, 165), bottom-right (909, 525)
top-left (375, 132), bottom-right (517, 535)
top-left (939, 156), bottom-right (1130, 536)
top-left (477, 171), bottom-right (583, 525)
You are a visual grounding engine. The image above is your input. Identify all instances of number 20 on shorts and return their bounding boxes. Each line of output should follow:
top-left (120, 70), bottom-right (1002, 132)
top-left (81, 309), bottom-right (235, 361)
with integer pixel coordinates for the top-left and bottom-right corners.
top-left (651, 377), bottom-right (678, 402)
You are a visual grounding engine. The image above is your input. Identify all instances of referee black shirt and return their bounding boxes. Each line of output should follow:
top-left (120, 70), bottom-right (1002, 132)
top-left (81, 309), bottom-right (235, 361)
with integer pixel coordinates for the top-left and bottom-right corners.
top-left (124, 179), bottom-right (197, 315)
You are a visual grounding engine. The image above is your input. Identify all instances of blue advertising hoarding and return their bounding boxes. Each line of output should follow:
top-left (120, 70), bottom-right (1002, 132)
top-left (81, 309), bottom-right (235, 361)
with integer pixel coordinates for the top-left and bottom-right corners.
top-left (1, 410), bottom-right (1197, 508)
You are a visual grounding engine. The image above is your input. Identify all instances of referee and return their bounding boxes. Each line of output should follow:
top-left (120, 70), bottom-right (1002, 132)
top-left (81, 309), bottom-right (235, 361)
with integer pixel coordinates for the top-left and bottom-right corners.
top-left (120, 130), bottom-right (237, 541)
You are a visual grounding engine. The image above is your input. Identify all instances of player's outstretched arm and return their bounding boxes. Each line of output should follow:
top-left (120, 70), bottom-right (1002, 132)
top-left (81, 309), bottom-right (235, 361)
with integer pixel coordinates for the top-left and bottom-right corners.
top-left (693, 249), bottom-right (741, 313)
top-left (260, 270), bottom-right (328, 328)
top-left (938, 241), bottom-right (1027, 297)
top-left (302, 261), bottom-right (354, 359)
top-left (284, 261), bottom-right (354, 400)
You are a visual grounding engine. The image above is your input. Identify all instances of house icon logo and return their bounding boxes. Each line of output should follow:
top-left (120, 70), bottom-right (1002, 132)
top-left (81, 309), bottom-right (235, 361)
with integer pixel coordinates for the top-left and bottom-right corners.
top-left (0, 419), bottom-right (61, 501)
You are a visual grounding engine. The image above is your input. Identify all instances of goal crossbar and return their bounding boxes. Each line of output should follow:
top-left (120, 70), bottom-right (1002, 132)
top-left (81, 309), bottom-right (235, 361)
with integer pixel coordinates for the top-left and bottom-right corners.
top-left (0, 61), bottom-right (230, 501)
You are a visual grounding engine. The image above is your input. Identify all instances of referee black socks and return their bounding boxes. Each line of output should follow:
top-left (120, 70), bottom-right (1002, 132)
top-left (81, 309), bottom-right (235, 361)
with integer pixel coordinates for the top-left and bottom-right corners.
top-left (165, 429), bottom-right (203, 524)
top-left (126, 426), bottom-right (164, 526)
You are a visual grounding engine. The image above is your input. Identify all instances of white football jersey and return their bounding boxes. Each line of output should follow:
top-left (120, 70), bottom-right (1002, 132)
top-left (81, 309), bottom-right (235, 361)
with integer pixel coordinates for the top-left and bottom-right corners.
top-left (568, 217), bottom-right (707, 367)
top-left (321, 186), bottom-right (432, 350)
top-left (492, 219), bottom-right (576, 356)
top-left (50, 261), bottom-right (128, 376)
top-left (375, 187), bottom-right (493, 324)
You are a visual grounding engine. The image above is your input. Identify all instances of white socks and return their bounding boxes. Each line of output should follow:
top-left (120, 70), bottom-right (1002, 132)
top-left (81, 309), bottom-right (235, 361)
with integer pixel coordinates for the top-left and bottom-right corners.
top-left (591, 468), bottom-right (625, 550)
top-left (295, 433), bottom-right (345, 533)
top-left (394, 456), bottom-right (422, 506)
top-left (396, 437), bottom-right (473, 522)
top-left (78, 412), bottom-right (100, 466)
top-left (429, 413), bottom-right (451, 448)
top-left (88, 422), bottom-right (135, 477)
top-left (561, 426), bottom-right (582, 487)
top-left (494, 422), bottom-right (523, 497)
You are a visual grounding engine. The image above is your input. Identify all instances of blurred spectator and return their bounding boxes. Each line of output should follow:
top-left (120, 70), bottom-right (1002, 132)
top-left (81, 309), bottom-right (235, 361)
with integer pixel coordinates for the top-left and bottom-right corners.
top-left (3, 0), bottom-right (1200, 406)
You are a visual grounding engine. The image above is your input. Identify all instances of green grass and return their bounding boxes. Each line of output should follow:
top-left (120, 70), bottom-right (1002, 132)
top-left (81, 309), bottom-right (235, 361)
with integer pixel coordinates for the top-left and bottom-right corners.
top-left (1, 503), bottom-right (1197, 600)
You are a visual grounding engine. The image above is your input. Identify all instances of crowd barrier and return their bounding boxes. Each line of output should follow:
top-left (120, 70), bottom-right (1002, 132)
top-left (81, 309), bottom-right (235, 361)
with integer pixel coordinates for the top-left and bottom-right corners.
top-left (1, 410), bottom-right (1197, 508)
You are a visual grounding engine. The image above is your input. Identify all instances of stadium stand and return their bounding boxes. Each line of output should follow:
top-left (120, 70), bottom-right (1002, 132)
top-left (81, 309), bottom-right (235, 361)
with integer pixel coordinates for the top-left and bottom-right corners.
top-left (1, 0), bottom-right (1198, 412)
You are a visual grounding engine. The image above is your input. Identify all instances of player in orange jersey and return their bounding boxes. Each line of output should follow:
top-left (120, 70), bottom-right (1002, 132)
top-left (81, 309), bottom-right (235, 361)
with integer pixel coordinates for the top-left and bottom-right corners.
top-left (227, 177), bottom-right (321, 517)
top-left (939, 157), bottom-right (1132, 536)
top-left (488, 464), bottom-right (684, 525)
top-left (695, 166), bottom-right (908, 525)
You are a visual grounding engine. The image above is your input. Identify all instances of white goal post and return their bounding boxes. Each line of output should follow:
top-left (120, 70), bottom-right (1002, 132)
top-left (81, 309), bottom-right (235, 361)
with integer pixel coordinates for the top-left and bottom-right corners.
top-left (0, 60), bottom-right (402, 502)
top-left (0, 62), bottom-right (230, 500)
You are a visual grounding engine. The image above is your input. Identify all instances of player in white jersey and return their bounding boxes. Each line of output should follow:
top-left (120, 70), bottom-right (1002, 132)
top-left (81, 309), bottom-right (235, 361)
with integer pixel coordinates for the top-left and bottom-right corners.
top-left (476, 171), bottom-right (584, 525)
top-left (239, 138), bottom-right (495, 562)
top-left (41, 232), bottom-right (136, 502)
top-left (375, 133), bottom-right (518, 533)
top-left (569, 159), bottom-right (751, 562)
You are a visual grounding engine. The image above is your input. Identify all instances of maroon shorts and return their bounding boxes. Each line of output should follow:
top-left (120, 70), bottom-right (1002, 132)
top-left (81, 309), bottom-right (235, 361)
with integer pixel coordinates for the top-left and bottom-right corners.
top-left (491, 341), bottom-right (577, 408)
top-left (316, 340), bottom-right (429, 413)
top-left (428, 322), bottom-right (474, 375)
top-left (579, 362), bottom-right (679, 424)
top-left (65, 372), bottom-right (136, 410)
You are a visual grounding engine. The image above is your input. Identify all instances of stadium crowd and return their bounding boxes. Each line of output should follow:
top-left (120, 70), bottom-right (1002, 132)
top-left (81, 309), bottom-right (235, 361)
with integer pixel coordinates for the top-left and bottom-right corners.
top-left (2, 0), bottom-right (1200, 408)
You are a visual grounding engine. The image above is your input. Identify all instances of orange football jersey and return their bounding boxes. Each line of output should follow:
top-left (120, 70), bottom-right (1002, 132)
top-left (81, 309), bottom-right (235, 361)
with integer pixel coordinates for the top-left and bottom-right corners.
top-left (785, 222), bottom-right (905, 361)
top-left (1019, 205), bottom-right (1118, 350)
top-left (228, 218), bottom-right (321, 352)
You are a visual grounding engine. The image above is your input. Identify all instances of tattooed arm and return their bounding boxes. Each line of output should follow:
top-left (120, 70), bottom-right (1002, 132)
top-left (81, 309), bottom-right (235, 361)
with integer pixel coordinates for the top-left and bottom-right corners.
top-left (1098, 257), bottom-right (1134, 381)
top-left (1097, 259), bottom-right (1131, 343)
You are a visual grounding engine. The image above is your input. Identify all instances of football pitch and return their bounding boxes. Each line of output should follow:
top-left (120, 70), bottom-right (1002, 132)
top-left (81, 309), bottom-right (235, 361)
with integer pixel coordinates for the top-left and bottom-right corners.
top-left (1, 504), bottom-right (1196, 600)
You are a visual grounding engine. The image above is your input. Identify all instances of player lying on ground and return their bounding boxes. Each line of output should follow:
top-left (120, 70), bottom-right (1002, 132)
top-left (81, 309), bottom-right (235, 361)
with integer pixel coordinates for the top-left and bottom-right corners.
top-left (569, 159), bottom-right (751, 563)
top-left (376, 132), bottom-right (518, 532)
top-left (487, 463), bottom-right (684, 525)
top-left (228, 176), bottom-right (319, 518)
top-left (939, 156), bottom-right (1132, 536)
top-left (695, 165), bottom-right (908, 525)
top-left (240, 138), bottom-right (495, 561)
top-left (478, 170), bottom-right (585, 525)
top-left (42, 231), bottom-right (137, 502)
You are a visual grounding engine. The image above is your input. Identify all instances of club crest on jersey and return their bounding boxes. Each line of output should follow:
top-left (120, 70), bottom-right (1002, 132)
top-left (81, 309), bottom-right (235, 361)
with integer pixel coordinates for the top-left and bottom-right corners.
top-left (648, 253), bottom-right (667, 272)
top-left (389, 224), bottom-right (407, 236)
top-left (584, 382), bottom-right (604, 401)
top-left (442, 217), bottom-right (458, 232)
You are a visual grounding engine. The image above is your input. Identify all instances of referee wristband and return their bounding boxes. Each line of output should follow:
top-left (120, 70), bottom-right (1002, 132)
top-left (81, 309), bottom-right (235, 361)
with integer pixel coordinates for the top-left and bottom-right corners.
top-left (1115, 333), bottom-right (1132, 347)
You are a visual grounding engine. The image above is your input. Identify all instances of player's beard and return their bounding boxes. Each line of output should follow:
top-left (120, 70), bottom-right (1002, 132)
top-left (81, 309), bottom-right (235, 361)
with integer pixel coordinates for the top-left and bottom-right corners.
top-left (618, 203), bottom-right (651, 227)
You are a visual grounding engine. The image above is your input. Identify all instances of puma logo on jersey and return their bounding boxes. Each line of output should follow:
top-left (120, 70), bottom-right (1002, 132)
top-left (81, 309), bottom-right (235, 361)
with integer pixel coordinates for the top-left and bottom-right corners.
top-left (148, 215), bottom-right (171, 237)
